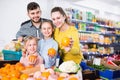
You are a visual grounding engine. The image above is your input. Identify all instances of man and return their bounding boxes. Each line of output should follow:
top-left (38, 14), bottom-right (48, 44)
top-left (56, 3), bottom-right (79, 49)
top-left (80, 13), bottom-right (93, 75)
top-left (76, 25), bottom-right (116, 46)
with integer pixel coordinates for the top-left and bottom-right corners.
top-left (16, 2), bottom-right (48, 41)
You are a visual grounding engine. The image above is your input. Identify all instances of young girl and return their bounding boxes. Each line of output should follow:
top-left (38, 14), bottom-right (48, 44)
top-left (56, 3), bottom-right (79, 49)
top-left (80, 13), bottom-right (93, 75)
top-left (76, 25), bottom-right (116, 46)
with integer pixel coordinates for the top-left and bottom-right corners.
top-left (38, 20), bottom-right (58, 68)
top-left (20, 36), bottom-right (43, 67)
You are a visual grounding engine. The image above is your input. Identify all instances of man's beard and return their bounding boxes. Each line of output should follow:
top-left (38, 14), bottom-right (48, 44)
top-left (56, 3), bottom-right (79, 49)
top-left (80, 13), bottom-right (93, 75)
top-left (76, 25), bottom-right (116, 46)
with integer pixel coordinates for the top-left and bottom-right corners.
top-left (31, 19), bottom-right (40, 23)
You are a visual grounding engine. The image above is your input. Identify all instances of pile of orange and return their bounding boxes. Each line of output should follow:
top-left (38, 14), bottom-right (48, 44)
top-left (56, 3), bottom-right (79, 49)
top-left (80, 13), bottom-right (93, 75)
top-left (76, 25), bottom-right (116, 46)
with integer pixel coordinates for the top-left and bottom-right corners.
top-left (0, 62), bottom-right (30, 80)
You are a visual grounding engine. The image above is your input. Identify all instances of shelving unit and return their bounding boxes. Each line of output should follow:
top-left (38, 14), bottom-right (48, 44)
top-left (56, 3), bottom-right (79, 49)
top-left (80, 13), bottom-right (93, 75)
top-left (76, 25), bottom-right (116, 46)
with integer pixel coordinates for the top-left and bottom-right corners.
top-left (71, 19), bottom-right (120, 59)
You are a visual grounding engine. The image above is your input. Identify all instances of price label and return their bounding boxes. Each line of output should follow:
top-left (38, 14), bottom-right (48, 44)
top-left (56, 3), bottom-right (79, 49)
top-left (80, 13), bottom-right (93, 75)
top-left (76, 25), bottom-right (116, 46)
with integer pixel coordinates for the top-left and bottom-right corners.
top-left (93, 58), bottom-right (101, 65)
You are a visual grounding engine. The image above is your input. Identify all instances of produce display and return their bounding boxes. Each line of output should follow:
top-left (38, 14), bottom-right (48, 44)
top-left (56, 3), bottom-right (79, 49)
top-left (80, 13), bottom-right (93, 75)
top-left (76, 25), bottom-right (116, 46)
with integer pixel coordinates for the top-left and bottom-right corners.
top-left (89, 64), bottom-right (109, 71)
top-left (4, 40), bottom-right (22, 51)
top-left (58, 60), bottom-right (80, 73)
top-left (0, 61), bottom-right (82, 80)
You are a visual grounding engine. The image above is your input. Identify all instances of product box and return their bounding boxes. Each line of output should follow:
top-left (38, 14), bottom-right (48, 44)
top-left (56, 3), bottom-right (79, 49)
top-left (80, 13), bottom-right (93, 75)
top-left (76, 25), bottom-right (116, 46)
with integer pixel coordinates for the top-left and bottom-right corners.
top-left (82, 69), bottom-right (100, 80)
top-left (99, 69), bottom-right (120, 79)
top-left (80, 61), bottom-right (100, 80)
top-left (2, 50), bottom-right (22, 60)
top-left (101, 60), bottom-right (120, 79)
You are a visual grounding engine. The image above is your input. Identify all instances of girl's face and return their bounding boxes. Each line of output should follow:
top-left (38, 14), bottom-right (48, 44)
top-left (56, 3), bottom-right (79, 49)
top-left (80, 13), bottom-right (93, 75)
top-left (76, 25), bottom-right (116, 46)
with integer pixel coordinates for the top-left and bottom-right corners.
top-left (51, 11), bottom-right (65, 28)
top-left (25, 39), bottom-right (37, 54)
top-left (41, 22), bottom-right (54, 39)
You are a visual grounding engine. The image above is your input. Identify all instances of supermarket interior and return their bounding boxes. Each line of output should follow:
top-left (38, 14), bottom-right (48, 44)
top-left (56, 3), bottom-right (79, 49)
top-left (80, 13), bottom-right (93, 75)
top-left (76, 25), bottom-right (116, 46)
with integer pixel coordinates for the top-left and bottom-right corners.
top-left (0, 0), bottom-right (120, 80)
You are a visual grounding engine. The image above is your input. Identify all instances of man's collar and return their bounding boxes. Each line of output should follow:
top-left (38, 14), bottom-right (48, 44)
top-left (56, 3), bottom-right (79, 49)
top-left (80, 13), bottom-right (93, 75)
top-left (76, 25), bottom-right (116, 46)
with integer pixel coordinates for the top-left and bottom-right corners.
top-left (29, 18), bottom-right (42, 27)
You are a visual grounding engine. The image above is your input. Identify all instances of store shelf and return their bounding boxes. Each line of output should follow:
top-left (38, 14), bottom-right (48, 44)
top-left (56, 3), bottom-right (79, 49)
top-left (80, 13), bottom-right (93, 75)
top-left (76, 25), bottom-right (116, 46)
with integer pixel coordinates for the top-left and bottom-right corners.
top-left (72, 19), bottom-right (120, 55)
top-left (72, 19), bottom-right (98, 25)
top-left (78, 30), bottom-right (101, 34)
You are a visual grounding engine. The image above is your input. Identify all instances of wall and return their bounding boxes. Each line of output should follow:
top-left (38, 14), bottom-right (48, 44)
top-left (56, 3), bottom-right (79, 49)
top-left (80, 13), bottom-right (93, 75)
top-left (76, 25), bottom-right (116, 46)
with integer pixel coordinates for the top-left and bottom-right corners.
top-left (0, 0), bottom-right (120, 51)
top-left (0, 0), bottom-right (51, 51)
top-left (52, 0), bottom-right (120, 21)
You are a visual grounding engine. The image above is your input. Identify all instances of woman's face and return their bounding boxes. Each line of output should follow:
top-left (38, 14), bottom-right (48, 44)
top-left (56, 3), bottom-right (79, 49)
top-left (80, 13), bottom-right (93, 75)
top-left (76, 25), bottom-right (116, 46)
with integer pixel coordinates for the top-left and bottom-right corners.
top-left (41, 22), bottom-right (54, 39)
top-left (25, 39), bottom-right (37, 54)
top-left (51, 11), bottom-right (65, 28)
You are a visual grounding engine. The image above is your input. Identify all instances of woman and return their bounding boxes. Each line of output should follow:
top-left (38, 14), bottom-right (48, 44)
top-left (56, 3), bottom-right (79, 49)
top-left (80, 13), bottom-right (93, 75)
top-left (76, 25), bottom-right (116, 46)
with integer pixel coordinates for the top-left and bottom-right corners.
top-left (51, 7), bottom-right (84, 64)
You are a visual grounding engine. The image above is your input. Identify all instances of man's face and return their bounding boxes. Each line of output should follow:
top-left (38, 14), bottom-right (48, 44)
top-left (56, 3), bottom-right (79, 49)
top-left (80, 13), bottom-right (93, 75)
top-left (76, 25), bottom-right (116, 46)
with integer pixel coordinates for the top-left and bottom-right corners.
top-left (28, 7), bottom-right (41, 23)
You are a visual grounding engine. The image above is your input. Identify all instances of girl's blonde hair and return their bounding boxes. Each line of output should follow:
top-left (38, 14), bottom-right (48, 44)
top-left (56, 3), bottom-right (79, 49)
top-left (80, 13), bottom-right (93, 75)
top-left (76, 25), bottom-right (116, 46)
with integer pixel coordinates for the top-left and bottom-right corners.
top-left (23, 36), bottom-right (38, 51)
top-left (24, 36), bottom-right (38, 45)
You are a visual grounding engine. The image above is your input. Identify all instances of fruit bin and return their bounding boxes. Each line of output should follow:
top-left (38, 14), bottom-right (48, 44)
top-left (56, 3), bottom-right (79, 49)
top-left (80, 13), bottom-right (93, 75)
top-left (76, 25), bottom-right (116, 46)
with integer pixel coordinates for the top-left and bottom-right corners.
top-left (2, 50), bottom-right (22, 60)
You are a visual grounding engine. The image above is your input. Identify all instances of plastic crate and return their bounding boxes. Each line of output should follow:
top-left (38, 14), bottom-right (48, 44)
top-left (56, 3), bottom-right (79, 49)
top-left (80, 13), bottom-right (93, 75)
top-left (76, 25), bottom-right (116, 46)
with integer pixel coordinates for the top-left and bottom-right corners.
top-left (99, 69), bottom-right (120, 79)
top-left (2, 50), bottom-right (22, 60)
top-left (80, 61), bottom-right (120, 79)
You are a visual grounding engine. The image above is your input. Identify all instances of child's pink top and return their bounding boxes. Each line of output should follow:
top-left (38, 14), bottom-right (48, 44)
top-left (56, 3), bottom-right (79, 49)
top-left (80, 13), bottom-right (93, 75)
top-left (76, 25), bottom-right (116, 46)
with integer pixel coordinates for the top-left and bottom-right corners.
top-left (20, 52), bottom-right (43, 67)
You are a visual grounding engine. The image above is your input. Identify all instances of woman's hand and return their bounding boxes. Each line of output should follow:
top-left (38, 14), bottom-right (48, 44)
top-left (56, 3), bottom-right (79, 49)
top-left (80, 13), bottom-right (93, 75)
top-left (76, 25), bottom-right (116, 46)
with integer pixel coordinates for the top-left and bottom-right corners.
top-left (63, 37), bottom-right (73, 52)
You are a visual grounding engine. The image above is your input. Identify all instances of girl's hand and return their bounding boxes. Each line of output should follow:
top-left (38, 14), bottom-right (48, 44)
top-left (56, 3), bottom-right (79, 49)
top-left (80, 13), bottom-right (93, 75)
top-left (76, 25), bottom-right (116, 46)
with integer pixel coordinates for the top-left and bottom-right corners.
top-left (48, 48), bottom-right (56, 58)
top-left (48, 54), bottom-right (55, 58)
top-left (22, 48), bottom-right (26, 57)
top-left (28, 55), bottom-right (37, 64)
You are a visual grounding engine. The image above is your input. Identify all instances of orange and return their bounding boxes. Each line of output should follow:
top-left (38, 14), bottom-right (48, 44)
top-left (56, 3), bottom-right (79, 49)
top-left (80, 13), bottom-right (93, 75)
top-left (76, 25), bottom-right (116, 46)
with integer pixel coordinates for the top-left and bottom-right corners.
top-left (48, 48), bottom-right (56, 56)
top-left (28, 55), bottom-right (37, 62)
top-left (57, 77), bottom-right (65, 80)
top-left (4, 63), bottom-right (11, 69)
top-left (61, 37), bottom-right (70, 47)
top-left (36, 78), bottom-right (42, 80)
top-left (16, 65), bottom-right (25, 71)
top-left (10, 77), bottom-right (19, 80)
top-left (41, 71), bottom-right (50, 78)
top-left (20, 73), bottom-right (29, 80)
top-left (15, 62), bottom-right (24, 67)
top-left (9, 65), bottom-right (16, 71)
top-left (1, 76), bottom-right (10, 80)
top-left (69, 77), bottom-right (78, 80)
top-left (10, 70), bottom-right (21, 78)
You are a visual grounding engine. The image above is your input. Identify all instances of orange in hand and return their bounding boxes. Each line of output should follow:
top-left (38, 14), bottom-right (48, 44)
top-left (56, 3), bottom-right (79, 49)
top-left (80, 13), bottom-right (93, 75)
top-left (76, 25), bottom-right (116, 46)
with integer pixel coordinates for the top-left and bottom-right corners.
top-left (61, 37), bottom-right (70, 47)
top-left (28, 55), bottom-right (37, 63)
top-left (48, 48), bottom-right (56, 56)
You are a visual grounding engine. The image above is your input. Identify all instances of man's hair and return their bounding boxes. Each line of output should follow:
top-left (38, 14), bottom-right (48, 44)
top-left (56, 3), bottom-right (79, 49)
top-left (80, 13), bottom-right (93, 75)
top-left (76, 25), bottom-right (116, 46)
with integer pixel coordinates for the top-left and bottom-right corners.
top-left (27, 2), bottom-right (40, 12)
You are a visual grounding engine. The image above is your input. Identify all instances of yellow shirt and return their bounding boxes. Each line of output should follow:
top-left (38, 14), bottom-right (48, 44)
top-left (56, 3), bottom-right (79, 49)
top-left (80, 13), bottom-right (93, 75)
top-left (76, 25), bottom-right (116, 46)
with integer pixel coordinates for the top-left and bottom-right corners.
top-left (54, 26), bottom-right (83, 64)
